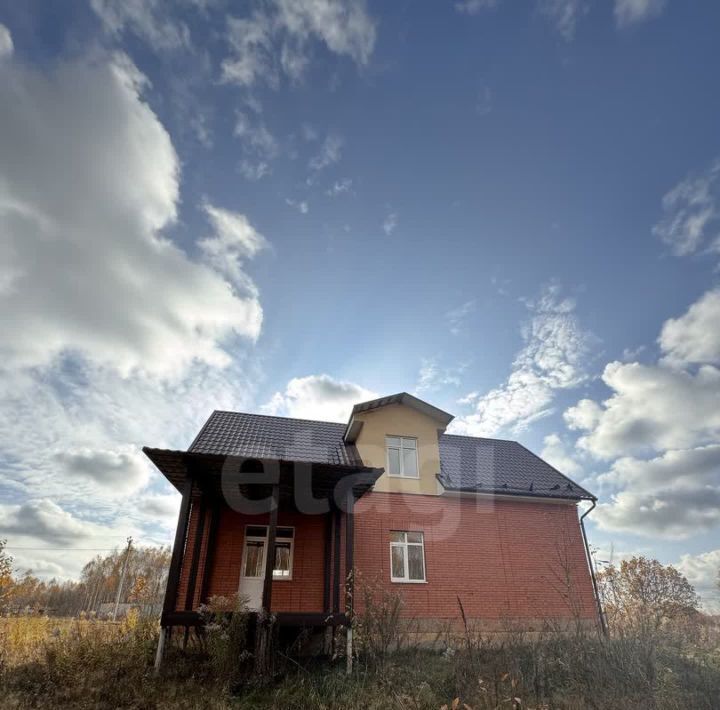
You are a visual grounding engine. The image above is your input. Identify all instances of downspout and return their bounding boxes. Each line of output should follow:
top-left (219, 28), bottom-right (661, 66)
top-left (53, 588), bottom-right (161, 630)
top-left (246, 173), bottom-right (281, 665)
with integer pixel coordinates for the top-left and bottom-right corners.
top-left (580, 500), bottom-right (607, 636)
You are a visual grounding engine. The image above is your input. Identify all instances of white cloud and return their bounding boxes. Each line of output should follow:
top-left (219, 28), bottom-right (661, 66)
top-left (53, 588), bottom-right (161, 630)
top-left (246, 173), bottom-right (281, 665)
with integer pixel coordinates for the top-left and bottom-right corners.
top-left (614, 0), bottom-right (667, 28)
top-left (53, 447), bottom-right (151, 495)
top-left (309, 134), bottom-right (343, 171)
top-left (446, 300), bottom-right (476, 336)
top-left (658, 288), bottom-right (720, 368)
top-left (222, 0), bottom-right (376, 88)
top-left (234, 110), bottom-right (278, 158)
top-left (565, 288), bottom-right (720, 539)
top-left (285, 198), bottom-right (309, 214)
top-left (90, 0), bottom-right (191, 51)
top-left (416, 358), bottom-right (464, 393)
top-left (326, 178), bottom-right (353, 196)
top-left (541, 433), bottom-right (582, 476)
top-left (595, 488), bottom-right (720, 539)
top-left (382, 211), bottom-right (398, 235)
top-left (263, 374), bottom-right (376, 422)
top-left (0, 54), bottom-right (265, 377)
top-left (453, 284), bottom-right (593, 436)
top-left (653, 158), bottom-right (720, 257)
top-left (199, 203), bottom-right (268, 289)
top-left (455, 0), bottom-right (500, 14)
top-left (239, 159), bottom-right (272, 181)
top-left (566, 364), bottom-right (720, 460)
top-left (538, 0), bottom-right (588, 41)
top-left (677, 549), bottom-right (720, 613)
top-left (0, 23), bottom-right (13, 59)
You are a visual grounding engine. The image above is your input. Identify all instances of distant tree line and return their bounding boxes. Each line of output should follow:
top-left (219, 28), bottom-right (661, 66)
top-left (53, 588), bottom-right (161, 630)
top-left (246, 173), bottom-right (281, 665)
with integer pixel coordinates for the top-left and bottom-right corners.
top-left (0, 539), bottom-right (170, 618)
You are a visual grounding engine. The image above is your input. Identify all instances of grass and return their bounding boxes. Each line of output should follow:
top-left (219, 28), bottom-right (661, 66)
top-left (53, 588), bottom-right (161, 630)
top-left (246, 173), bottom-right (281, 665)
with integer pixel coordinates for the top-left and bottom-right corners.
top-left (1, 614), bottom-right (719, 709)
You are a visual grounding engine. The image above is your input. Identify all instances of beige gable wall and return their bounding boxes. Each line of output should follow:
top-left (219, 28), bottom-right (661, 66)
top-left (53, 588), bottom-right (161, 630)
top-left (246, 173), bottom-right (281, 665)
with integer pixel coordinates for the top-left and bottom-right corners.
top-left (352, 403), bottom-right (444, 495)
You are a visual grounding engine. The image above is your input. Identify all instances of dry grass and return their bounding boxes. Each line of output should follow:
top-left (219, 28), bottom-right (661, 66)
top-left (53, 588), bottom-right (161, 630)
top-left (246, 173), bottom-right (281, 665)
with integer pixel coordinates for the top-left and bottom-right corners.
top-left (1, 614), bottom-right (719, 709)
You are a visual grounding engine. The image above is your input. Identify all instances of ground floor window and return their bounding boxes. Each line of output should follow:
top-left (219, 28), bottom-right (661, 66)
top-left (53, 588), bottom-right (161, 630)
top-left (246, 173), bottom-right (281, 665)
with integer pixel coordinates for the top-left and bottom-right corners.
top-left (241, 525), bottom-right (295, 580)
top-left (390, 530), bottom-right (426, 582)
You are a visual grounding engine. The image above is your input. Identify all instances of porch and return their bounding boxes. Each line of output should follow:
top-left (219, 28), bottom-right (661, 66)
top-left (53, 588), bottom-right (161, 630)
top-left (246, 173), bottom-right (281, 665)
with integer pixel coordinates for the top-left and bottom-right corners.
top-left (143, 447), bottom-right (383, 670)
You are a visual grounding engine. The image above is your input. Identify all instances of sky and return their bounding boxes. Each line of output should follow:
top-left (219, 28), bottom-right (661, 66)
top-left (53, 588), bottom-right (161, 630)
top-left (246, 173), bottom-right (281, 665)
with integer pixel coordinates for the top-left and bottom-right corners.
top-left (0, 0), bottom-right (719, 609)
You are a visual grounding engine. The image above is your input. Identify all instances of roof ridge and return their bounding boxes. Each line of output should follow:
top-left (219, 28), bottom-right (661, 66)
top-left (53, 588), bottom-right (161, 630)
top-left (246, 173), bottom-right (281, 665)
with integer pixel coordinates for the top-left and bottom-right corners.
top-left (210, 409), bottom-right (347, 427)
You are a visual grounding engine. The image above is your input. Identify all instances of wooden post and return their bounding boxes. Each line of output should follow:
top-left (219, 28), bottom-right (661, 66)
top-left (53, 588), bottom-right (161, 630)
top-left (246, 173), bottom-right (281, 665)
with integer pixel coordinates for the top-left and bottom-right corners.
top-left (332, 507), bottom-right (341, 614)
top-left (153, 627), bottom-right (168, 674)
top-left (255, 483), bottom-right (279, 678)
top-left (163, 475), bottom-right (193, 617)
top-left (185, 493), bottom-right (207, 611)
top-left (345, 490), bottom-right (355, 674)
top-left (261, 483), bottom-right (279, 612)
top-left (199, 497), bottom-right (221, 605)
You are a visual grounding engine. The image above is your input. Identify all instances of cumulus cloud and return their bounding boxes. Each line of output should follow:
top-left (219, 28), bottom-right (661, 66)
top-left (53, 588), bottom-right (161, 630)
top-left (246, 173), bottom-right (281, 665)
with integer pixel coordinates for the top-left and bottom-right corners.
top-left (53, 448), bottom-right (151, 495)
top-left (453, 284), bottom-right (594, 437)
top-left (263, 374), bottom-right (376, 422)
top-left (658, 288), bottom-right (720, 367)
top-left (222, 0), bottom-right (376, 88)
top-left (653, 158), bottom-right (720, 257)
top-left (614, 0), bottom-right (667, 28)
top-left (595, 488), bottom-right (720, 539)
top-left (541, 433), bottom-right (582, 476)
top-left (566, 288), bottom-right (720, 538)
top-left (538, 0), bottom-right (589, 41)
top-left (199, 203), bottom-right (268, 289)
top-left (0, 54), bottom-right (265, 377)
top-left (0, 23), bottom-right (13, 59)
top-left (566, 363), bottom-right (720, 459)
top-left (677, 549), bottom-right (720, 612)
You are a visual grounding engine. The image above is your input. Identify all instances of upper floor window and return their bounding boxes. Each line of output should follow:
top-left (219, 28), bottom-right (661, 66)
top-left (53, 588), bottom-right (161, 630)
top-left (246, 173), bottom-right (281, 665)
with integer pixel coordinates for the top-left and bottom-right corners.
top-left (386, 436), bottom-right (418, 478)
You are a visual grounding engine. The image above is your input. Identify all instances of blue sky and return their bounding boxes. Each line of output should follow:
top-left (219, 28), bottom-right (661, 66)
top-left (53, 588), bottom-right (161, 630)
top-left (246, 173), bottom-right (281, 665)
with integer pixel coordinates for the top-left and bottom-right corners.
top-left (1, 0), bottom-right (719, 607)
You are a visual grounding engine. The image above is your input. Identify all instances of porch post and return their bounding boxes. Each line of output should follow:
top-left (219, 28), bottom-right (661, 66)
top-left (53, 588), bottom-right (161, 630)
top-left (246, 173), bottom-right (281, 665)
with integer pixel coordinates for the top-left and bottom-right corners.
top-left (345, 489), bottom-right (355, 674)
top-left (184, 492), bottom-right (207, 611)
top-left (332, 507), bottom-right (341, 615)
top-left (155, 473), bottom-right (193, 673)
top-left (261, 482), bottom-right (279, 612)
top-left (323, 510), bottom-right (332, 613)
top-left (255, 482), bottom-right (279, 678)
top-left (199, 497), bottom-right (221, 604)
top-left (163, 474), bottom-right (193, 619)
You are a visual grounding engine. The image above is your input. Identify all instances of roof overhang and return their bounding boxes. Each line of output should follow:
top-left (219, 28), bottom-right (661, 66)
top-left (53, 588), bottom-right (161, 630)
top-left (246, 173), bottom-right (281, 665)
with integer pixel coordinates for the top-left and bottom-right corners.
top-left (344, 392), bottom-right (454, 442)
top-left (143, 447), bottom-right (384, 502)
top-left (436, 473), bottom-right (597, 502)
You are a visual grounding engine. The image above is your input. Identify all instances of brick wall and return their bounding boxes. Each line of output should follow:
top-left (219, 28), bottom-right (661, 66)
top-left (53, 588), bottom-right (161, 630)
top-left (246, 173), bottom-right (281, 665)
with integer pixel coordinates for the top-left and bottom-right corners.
top-left (173, 491), bottom-right (598, 628)
top-left (353, 492), bottom-right (598, 626)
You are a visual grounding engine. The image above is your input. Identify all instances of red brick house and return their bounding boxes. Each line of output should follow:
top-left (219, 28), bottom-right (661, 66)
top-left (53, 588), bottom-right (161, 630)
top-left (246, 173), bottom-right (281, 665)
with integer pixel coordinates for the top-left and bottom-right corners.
top-left (145, 393), bottom-right (603, 663)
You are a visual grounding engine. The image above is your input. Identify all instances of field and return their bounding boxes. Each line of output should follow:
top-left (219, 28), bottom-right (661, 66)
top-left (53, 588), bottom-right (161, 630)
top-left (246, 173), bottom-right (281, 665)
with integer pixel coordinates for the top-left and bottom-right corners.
top-left (1, 614), bottom-right (720, 709)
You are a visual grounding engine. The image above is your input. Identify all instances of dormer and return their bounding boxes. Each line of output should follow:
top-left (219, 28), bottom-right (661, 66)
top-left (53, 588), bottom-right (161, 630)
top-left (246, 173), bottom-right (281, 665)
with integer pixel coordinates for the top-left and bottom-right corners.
top-left (344, 393), bottom-right (453, 495)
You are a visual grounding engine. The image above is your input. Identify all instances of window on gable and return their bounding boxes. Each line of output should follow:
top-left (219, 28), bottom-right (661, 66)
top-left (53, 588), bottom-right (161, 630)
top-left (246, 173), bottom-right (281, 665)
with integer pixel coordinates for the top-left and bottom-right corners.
top-left (386, 436), bottom-right (419, 478)
top-left (389, 531), bottom-right (426, 582)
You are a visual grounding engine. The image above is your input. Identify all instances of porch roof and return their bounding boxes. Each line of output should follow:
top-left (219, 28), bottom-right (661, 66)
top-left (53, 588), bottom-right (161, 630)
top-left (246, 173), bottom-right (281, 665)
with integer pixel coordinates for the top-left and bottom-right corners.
top-left (143, 447), bottom-right (383, 500)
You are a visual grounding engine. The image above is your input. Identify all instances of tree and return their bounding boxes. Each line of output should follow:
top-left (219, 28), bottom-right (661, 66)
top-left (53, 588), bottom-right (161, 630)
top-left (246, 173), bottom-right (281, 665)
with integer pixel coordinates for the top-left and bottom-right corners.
top-left (0, 539), bottom-right (13, 612)
top-left (597, 556), bottom-right (699, 633)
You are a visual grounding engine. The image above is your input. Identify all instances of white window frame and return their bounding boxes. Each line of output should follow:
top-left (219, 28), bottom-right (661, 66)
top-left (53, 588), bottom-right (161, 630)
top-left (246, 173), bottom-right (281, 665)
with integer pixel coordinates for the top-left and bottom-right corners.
top-left (386, 436), bottom-right (419, 479)
top-left (389, 530), bottom-right (426, 583)
top-left (240, 525), bottom-right (295, 581)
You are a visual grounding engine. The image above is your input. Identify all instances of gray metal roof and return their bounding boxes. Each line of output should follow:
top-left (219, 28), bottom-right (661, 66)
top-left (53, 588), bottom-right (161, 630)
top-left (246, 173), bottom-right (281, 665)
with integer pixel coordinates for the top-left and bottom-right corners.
top-left (438, 434), bottom-right (594, 500)
top-left (185, 410), bottom-right (593, 501)
top-left (189, 410), bottom-right (363, 467)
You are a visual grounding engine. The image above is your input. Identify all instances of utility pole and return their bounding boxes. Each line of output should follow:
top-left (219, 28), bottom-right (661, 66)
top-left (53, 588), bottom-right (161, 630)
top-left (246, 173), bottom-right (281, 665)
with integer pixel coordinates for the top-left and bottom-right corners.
top-left (112, 537), bottom-right (133, 622)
